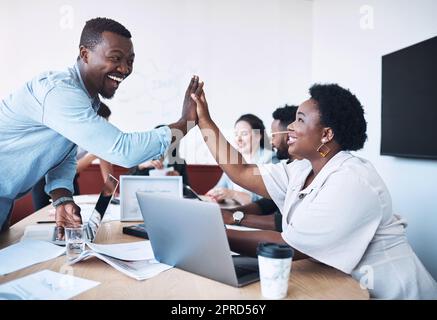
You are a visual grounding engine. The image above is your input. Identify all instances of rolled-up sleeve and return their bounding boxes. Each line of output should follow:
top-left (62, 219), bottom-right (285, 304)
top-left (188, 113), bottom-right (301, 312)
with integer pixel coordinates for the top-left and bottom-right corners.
top-left (42, 86), bottom-right (171, 168)
top-left (257, 162), bottom-right (290, 211)
top-left (44, 145), bottom-right (77, 195)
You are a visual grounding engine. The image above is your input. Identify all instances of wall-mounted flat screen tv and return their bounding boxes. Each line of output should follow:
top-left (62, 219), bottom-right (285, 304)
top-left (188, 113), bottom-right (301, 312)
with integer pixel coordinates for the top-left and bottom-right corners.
top-left (381, 35), bottom-right (437, 159)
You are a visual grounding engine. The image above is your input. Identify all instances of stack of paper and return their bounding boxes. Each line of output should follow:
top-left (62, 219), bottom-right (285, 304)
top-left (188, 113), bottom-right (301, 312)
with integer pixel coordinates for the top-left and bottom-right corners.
top-left (149, 167), bottom-right (174, 176)
top-left (69, 241), bottom-right (172, 280)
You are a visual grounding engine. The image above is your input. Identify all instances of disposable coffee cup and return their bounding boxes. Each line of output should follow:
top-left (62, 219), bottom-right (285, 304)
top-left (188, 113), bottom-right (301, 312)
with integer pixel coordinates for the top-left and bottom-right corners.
top-left (257, 242), bottom-right (294, 299)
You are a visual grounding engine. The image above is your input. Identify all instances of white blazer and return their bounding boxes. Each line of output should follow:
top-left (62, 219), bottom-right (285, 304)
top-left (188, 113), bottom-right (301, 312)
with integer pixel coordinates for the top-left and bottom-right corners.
top-left (259, 151), bottom-right (437, 299)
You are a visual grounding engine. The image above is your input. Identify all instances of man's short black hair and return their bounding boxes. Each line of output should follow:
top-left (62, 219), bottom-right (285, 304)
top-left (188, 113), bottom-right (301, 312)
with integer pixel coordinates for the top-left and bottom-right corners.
top-left (79, 17), bottom-right (131, 50)
top-left (272, 105), bottom-right (298, 129)
top-left (309, 83), bottom-right (367, 151)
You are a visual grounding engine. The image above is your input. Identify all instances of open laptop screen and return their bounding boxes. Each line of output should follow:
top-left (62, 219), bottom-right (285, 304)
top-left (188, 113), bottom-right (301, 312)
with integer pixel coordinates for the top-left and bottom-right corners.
top-left (86, 174), bottom-right (119, 241)
top-left (95, 174), bottom-right (119, 216)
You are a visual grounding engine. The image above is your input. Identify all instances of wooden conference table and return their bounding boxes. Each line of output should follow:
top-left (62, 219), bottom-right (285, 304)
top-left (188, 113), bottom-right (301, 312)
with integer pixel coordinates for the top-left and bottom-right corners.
top-left (0, 204), bottom-right (369, 300)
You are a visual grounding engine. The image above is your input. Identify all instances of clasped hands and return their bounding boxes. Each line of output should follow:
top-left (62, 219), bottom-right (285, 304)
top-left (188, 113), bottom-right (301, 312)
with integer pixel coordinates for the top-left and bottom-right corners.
top-left (179, 75), bottom-right (211, 130)
top-left (54, 76), bottom-right (210, 237)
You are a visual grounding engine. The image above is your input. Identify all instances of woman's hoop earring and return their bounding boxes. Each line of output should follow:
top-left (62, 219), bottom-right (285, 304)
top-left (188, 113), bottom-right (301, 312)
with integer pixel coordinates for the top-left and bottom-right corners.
top-left (316, 143), bottom-right (331, 157)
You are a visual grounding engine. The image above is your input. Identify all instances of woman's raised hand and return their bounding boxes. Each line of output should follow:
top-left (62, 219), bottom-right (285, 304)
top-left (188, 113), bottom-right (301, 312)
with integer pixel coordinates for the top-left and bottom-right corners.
top-left (191, 88), bottom-right (211, 124)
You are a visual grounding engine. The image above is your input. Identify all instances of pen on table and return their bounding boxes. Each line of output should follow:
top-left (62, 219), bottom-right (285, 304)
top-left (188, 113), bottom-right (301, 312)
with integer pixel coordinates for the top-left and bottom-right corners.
top-left (37, 220), bottom-right (56, 224)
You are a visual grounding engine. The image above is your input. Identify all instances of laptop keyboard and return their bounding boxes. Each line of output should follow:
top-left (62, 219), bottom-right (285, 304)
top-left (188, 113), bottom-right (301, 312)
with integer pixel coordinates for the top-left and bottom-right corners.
top-left (234, 266), bottom-right (257, 278)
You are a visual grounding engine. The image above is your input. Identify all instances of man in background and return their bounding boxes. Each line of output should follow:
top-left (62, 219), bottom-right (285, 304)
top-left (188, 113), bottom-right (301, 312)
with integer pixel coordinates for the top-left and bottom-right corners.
top-left (221, 105), bottom-right (297, 230)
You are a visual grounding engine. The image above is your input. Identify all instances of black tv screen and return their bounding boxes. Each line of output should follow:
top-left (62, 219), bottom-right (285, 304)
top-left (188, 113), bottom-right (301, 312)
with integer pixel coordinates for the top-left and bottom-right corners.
top-left (381, 36), bottom-right (437, 159)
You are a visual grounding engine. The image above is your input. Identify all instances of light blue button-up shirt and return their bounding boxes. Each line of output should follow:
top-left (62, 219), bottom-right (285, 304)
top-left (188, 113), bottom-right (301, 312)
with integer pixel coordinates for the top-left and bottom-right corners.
top-left (0, 63), bottom-right (171, 229)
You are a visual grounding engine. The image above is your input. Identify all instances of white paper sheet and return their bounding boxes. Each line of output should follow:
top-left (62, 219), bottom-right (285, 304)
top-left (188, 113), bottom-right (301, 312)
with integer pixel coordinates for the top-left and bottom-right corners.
top-left (21, 224), bottom-right (56, 242)
top-left (148, 167), bottom-right (174, 176)
top-left (0, 269), bottom-right (99, 300)
top-left (75, 203), bottom-right (120, 223)
top-left (225, 225), bottom-right (261, 231)
top-left (85, 241), bottom-right (154, 261)
top-left (67, 240), bottom-right (171, 281)
top-left (0, 240), bottom-right (65, 276)
top-left (102, 204), bottom-right (120, 221)
top-left (75, 204), bottom-right (96, 223)
top-left (73, 194), bottom-right (120, 222)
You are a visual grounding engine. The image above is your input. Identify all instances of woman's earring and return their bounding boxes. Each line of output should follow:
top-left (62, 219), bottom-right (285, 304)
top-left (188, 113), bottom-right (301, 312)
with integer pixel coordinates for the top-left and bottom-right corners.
top-left (317, 140), bottom-right (331, 157)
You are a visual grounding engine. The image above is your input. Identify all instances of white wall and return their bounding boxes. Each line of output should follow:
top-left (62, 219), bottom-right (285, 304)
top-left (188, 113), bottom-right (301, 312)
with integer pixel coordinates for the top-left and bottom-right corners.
top-left (0, 0), bottom-right (313, 163)
top-left (311, 0), bottom-right (437, 279)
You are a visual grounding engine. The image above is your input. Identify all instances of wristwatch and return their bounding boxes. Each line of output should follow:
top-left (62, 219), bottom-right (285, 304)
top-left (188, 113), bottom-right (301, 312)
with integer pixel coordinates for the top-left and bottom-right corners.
top-left (232, 211), bottom-right (245, 226)
top-left (52, 196), bottom-right (74, 208)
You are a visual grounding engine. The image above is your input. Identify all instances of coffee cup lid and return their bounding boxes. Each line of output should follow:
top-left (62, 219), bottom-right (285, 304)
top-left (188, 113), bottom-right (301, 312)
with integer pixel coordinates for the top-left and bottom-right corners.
top-left (257, 242), bottom-right (294, 259)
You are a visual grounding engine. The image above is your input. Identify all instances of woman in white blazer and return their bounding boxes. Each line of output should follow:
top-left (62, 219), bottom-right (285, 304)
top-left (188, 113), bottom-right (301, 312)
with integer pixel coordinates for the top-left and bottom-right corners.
top-left (191, 83), bottom-right (437, 299)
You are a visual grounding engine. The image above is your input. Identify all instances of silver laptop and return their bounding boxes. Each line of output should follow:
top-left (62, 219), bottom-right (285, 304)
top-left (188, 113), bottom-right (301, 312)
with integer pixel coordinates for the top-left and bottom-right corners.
top-left (24, 174), bottom-right (119, 245)
top-left (136, 192), bottom-right (259, 287)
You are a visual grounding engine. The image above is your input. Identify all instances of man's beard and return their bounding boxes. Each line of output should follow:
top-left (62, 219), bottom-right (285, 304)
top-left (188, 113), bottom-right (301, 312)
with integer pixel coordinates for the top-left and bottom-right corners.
top-left (276, 148), bottom-right (290, 160)
top-left (100, 90), bottom-right (115, 99)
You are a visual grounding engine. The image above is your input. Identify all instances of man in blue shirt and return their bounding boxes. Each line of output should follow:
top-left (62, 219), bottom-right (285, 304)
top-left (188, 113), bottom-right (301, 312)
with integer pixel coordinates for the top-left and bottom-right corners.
top-left (0, 17), bottom-right (202, 237)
